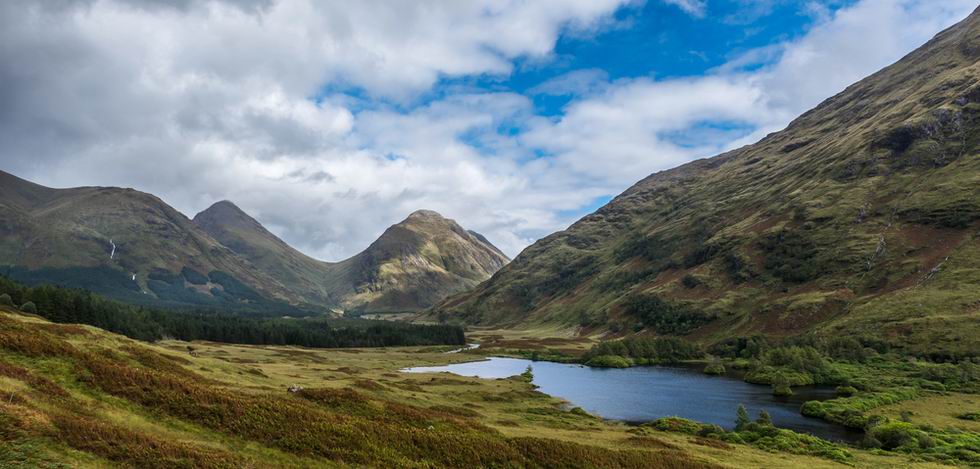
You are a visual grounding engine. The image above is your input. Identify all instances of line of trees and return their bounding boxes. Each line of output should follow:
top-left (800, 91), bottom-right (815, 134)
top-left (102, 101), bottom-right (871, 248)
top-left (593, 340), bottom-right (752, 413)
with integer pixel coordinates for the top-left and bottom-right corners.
top-left (0, 276), bottom-right (465, 348)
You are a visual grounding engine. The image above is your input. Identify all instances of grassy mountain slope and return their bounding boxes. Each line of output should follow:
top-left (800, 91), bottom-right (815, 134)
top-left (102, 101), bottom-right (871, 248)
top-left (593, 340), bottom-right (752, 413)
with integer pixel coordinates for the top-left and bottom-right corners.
top-left (433, 7), bottom-right (980, 358)
top-left (0, 307), bottom-right (722, 469)
top-left (335, 210), bottom-right (510, 312)
top-left (1, 173), bottom-right (509, 313)
top-left (195, 203), bottom-right (509, 312)
top-left (193, 200), bottom-right (342, 307)
top-left (0, 171), bottom-right (295, 311)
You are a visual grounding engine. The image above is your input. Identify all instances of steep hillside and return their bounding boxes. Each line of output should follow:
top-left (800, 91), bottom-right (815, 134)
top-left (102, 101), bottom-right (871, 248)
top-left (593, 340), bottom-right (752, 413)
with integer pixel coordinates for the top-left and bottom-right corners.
top-left (195, 203), bottom-right (509, 312)
top-left (193, 200), bottom-right (342, 307)
top-left (0, 173), bottom-right (508, 312)
top-left (433, 8), bottom-right (980, 357)
top-left (0, 171), bottom-right (294, 311)
top-left (334, 210), bottom-right (510, 312)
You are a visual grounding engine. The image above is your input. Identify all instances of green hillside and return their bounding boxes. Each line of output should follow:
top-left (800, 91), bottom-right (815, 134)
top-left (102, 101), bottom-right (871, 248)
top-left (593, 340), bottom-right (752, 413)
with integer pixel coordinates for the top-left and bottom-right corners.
top-left (432, 7), bottom-right (980, 358)
top-left (0, 171), bottom-right (297, 311)
top-left (194, 203), bottom-right (510, 313)
top-left (1, 173), bottom-right (509, 313)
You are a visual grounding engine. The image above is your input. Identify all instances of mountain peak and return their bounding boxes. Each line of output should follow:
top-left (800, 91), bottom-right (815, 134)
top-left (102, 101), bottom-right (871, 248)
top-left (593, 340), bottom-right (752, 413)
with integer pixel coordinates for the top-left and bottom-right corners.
top-left (405, 209), bottom-right (446, 221)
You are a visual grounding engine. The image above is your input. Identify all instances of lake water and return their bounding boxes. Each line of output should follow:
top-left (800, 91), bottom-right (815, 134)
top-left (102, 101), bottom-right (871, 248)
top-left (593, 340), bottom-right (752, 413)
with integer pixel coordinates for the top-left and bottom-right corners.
top-left (403, 357), bottom-right (863, 443)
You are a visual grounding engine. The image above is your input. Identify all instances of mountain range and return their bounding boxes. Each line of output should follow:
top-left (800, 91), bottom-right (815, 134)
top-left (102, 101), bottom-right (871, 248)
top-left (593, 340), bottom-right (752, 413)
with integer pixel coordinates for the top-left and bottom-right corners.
top-left (0, 170), bottom-right (508, 313)
top-left (431, 8), bottom-right (980, 358)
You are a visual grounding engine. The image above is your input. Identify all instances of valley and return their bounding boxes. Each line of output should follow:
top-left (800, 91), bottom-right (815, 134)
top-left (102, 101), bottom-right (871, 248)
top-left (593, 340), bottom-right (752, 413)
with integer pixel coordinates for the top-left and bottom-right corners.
top-left (1, 3), bottom-right (979, 468)
top-left (2, 307), bottom-right (971, 469)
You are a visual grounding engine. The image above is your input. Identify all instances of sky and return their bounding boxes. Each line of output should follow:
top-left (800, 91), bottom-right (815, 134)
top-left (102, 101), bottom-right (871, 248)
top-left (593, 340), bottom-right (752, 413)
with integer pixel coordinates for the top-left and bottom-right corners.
top-left (0, 0), bottom-right (975, 260)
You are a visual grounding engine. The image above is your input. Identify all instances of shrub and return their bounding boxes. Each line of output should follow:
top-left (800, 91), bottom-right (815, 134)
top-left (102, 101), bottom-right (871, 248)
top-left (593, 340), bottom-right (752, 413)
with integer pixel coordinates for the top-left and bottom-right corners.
top-left (772, 383), bottom-right (793, 396)
top-left (585, 355), bottom-right (631, 368)
top-left (620, 294), bottom-right (715, 335)
top-left (759, 230), bottom-right (823, 283)
top-left (756, 410), bottom-right (773, 426)
top-left (18, 301), bottom-right (37, 314)
top-left (867, 421), bottom-right (920, 450)
top-left (703, 361), bottom-right (725, 375)
top-left (0, 293), bottom-right (12, 306)
top-left (836, 385), bottom-right (858, 397)
top-left (801, 388), bottom-right (920, 429)
top-left (585, 337), bottom-right (702, 364)
top-left (957, 412), bottom-right (980, 421)
top-left (772, 373), bottom-right (793, 396)
top-left (681, 275), bottom-right (701, 289)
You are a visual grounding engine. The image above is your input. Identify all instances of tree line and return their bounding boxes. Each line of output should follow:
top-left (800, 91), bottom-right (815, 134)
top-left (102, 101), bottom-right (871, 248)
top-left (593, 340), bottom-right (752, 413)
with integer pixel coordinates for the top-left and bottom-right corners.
top-left (0, 276), bottom-right (465, 348)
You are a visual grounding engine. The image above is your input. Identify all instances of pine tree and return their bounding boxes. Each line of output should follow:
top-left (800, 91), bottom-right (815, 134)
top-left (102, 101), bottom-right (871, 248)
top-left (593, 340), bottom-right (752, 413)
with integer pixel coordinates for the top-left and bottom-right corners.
top-left (735, 404), bottom-right (750, 431)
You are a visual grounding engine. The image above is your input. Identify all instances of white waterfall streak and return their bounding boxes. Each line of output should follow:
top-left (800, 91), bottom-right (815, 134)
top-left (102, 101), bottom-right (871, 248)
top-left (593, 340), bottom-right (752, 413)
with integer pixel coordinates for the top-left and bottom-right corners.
top-left (109, 239), bottom-right (116, 259)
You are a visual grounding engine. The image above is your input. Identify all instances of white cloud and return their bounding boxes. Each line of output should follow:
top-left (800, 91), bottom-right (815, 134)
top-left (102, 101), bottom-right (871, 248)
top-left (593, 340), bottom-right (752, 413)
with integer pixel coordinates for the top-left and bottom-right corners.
top-left (0, 0), bottom-right (976, 261)
top-left (663, 0), bottom-right (707, 18)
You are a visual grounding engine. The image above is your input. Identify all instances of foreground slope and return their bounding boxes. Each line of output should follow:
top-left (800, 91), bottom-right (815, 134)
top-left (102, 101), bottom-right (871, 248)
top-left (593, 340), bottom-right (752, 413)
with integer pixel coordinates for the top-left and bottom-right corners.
top-left (435, 8), bottom-right (980, 357)
top-left (2, 307), bottom-right (961, 468)
top-left (0, 307), bottom-right (717, 468)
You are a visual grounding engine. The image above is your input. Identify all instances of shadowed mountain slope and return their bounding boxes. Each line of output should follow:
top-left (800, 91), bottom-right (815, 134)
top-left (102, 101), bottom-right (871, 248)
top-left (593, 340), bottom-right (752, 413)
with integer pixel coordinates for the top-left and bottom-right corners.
top-left (1, 172), bottom-right (508, 313)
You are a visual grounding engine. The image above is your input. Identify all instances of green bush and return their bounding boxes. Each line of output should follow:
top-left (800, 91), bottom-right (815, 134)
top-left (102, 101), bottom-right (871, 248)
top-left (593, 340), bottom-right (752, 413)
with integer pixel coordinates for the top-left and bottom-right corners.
top-left (756, 410), bottom-right (772, 426)
top-left (957, 412), bottom-right (980, 421)
top-left (680, 274), bottom-right (702, 289)
top-left (836, 385), bottom-right (858, 397)
top-left (759, 229), bottom-right (824, 283)
top-left (801, 387), bottom-right (920, 429)
top-left (703, 362), bottom-right (725, 375)
top-left (867, 421), bottom-right (920, 450)
top-left (772, 383), bottom-right (793, 396)
top-left (620, 293), bottom-right (715, 335)
top-left (645, 417), bottom-right (723, 437)
top-left (584, 336), bottom-right (702, 364)
top-left (18, 302), bottom-right (37, 314)
top-left (0, 293), bottom-right (12, 306)
top-left (585, 355), bottom-right (631, 368)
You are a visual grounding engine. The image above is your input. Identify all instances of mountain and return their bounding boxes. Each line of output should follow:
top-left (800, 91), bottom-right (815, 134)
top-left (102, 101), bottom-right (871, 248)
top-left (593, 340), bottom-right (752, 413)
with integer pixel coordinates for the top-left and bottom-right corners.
top-left (432, 7), bottom-right (980, 357)
top-left (0, 171), bottom-right (508, 313)
top-left (0, 170), bottom-right (295, 311)
top-left (192, 200), bottom-right (341, 307)
top-left (332, 209), bottom-right (509, 312)
top-left (193, 203), bottom-right (509, 312)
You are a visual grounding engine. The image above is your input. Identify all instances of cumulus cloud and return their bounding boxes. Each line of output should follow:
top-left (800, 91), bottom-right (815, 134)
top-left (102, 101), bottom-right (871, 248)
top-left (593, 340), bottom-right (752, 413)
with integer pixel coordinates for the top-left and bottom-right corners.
top-left (0, 0), bottom-right (975, 260)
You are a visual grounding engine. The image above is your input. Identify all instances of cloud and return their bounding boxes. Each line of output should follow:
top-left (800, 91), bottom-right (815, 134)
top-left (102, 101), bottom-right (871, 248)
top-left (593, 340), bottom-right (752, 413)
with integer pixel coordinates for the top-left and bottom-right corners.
top-left (662, 0), bottom-right (707, 18)
top-left (0, 0), bottom-right (976, 261)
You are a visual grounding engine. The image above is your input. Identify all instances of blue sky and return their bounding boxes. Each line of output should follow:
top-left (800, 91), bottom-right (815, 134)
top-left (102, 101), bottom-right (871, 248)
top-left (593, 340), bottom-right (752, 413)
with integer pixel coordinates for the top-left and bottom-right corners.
top-left (1, 0), bottom-right (975, 259)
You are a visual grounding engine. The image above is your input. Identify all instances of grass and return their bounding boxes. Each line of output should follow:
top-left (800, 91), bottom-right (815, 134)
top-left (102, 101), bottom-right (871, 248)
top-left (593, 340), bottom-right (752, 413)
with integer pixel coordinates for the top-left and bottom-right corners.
top-left (429, 9), bottom-right (980, 363)
top-left (3, 308), bottom-right (976, 467)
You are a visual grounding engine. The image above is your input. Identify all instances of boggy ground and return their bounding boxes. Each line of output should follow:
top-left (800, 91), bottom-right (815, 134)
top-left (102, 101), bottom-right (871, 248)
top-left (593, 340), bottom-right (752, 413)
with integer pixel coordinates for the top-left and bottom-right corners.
top-left (0, 308), bottom-right (969, 468)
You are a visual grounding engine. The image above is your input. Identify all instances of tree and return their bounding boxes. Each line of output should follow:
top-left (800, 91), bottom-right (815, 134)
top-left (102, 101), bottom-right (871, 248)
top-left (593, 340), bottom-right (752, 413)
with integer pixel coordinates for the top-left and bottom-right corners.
top-left (757, 409), bottom-right (773, 426)
top-left (0, 293), bottom-right (12, 306)
top-left (521, 365), bottom-right (534, 383)
top-left (19, 301), bottom-right (37, 314)
top-left (735, 404), bottom-right (750, 431)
